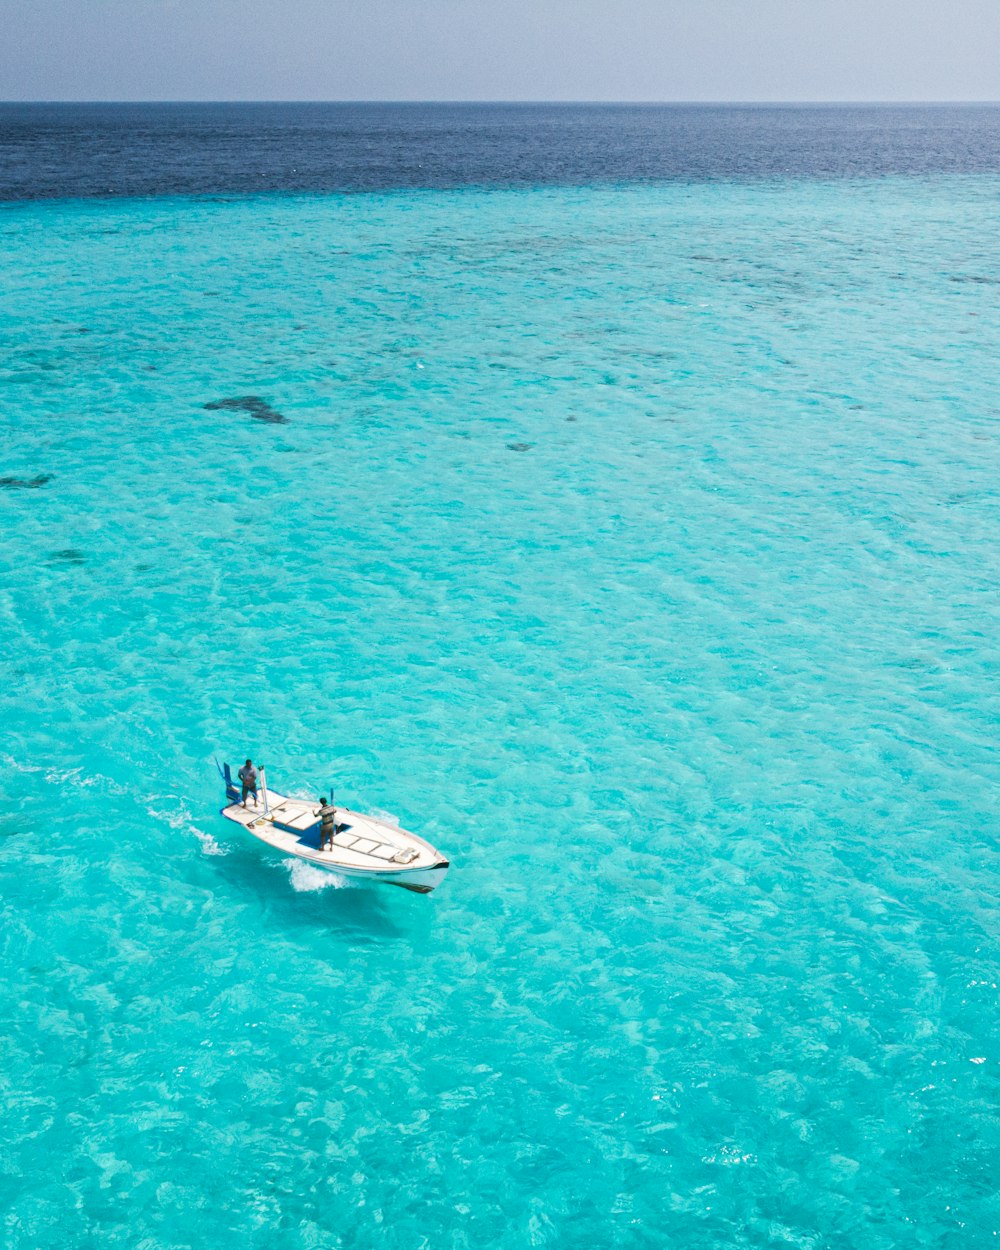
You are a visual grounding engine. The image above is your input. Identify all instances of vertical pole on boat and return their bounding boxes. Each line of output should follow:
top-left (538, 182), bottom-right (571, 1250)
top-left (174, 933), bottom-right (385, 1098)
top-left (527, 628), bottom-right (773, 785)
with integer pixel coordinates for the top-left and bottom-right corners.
top-left (260, 765), bottom-right (271, 817)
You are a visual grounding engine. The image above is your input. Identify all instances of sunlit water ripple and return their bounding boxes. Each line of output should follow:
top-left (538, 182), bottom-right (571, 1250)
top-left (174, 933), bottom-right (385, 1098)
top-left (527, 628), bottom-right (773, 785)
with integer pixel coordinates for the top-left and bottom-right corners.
top-left (1, 176), bottom-right (999, 1247)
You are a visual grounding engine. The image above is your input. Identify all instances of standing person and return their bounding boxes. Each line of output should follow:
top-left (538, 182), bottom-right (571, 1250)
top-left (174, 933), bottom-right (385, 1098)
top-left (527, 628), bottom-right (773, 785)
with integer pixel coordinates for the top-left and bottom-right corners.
top-left (238, 759), bottom-right (258, 808)
top-left (314, 796), bottom-right (337, 850)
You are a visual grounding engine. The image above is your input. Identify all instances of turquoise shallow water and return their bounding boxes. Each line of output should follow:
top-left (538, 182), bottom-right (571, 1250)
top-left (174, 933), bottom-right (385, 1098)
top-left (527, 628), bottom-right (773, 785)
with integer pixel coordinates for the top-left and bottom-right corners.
top-left (2, 179), bottom-right (1000, 1247)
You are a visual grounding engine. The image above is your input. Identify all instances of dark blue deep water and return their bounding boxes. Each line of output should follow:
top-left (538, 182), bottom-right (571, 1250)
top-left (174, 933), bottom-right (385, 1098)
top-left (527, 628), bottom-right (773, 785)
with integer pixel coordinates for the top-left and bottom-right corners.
top-left (4, 102), bottom-right (1000, 1248)
top-left (2, 102), bottom-right (1000, 198)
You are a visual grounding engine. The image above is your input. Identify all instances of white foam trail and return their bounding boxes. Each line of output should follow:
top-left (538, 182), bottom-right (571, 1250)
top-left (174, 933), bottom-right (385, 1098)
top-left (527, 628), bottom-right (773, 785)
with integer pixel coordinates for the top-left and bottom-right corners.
top-left (367, 807), bottom-right (400, 828)
top-left (146, 801), bottom-right (201, 835)
top-left (45, 763), bottom-right (82, 785)
top-left (42, 764), bottom-right (130, 795)
top-left (5, 757), bottom-right (226, 857)
top-left (286, 860), bottom-right (351, 892)
top-left (192, 827), bottom-right (227, 856)
top-left (145, 800), bottom-right (230, 856)
top-left (0, 753), bottom-right (43, 775)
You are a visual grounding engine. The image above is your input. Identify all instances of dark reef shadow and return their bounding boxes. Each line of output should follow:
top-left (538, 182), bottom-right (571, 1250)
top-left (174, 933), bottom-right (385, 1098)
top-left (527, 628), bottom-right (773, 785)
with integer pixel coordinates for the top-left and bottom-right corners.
top-left (49, 548), bottom-right (85, 565)
top-left (1, 475), bottom-right (51, 489)
top-left (204, 396), bottom-right (288, 424)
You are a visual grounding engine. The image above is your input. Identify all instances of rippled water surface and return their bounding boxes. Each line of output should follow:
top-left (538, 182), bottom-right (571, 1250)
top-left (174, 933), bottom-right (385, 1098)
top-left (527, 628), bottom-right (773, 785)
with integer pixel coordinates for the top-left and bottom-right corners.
top-left (2, 176), bottom-right (999, 1247)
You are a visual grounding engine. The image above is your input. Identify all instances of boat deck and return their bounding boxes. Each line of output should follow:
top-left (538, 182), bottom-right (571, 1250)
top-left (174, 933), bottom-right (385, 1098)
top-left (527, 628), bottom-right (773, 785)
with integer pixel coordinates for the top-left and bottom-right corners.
top-left (221, 790), bottom-right (441, 875)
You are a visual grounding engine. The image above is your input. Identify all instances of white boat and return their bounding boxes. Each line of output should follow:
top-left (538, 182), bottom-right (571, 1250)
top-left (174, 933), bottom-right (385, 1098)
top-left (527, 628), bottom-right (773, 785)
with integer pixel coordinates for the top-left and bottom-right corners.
top-left (217, 762), bottom-right (450, 894)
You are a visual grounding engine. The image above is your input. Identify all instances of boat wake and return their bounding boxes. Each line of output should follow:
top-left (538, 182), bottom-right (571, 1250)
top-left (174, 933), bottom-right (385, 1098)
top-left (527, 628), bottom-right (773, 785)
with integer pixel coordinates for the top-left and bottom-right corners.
top-left (0, 752), bottom-right (42, 775)
top-left (192, 827), bottom-right (228, 856)
top-left (285, 860), bottom-right (353, 892)
top-left (146, 797), bottom-right (230, 856)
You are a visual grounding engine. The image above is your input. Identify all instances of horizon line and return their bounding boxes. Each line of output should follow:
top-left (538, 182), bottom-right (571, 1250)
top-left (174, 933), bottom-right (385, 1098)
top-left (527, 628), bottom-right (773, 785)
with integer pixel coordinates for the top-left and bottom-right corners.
top-left (4, 98), bottom-right (1000, 107)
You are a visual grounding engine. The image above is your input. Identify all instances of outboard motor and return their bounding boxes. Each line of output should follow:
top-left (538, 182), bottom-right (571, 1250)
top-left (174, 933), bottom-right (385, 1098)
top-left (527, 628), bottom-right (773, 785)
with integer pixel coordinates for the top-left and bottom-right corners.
top-left (221, 762), bottom-right (240, 804)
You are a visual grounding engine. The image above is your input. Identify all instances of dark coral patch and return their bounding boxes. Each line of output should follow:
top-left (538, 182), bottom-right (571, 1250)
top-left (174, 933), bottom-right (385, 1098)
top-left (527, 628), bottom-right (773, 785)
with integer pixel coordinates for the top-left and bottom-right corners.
top-left (0, 474), bottom-right (51, 489)
top-left (50, 549), bottom-right (85, 565)
top-left (204, 396), bottom-right (288, 424)
top-left (506, 442), bottom-right (534, 452)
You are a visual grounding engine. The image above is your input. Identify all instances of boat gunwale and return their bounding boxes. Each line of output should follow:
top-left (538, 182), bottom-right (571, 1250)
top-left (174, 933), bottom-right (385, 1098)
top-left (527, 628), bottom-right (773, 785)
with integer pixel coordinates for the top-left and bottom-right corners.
top-left (219, 796), bottom-right (449, 878)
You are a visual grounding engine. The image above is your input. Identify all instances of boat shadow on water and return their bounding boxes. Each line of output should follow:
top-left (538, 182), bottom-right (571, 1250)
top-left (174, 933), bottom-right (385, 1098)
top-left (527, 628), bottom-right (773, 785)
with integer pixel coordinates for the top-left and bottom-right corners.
top-left (214, 839), bottom-right (425, 944)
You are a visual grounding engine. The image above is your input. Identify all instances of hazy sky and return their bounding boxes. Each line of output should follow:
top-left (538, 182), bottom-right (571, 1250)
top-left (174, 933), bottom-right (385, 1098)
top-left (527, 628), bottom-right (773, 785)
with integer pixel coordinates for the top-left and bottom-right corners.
top-left (3, 0), bottom-right (1000, 102)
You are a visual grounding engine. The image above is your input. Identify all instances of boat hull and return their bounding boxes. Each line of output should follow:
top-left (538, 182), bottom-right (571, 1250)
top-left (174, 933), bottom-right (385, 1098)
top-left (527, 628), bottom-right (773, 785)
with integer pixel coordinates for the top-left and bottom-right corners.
top-left (295, 854), bottom-right (450, 894)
